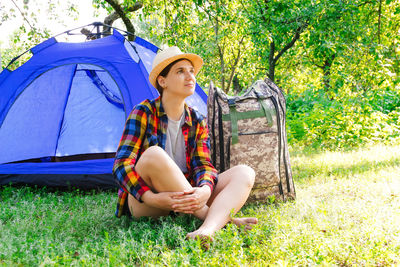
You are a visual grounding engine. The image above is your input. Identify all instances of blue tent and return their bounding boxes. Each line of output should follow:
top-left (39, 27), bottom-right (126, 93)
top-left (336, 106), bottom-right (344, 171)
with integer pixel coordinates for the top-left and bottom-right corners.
top-left (0, 28), bottom-right (207, 188)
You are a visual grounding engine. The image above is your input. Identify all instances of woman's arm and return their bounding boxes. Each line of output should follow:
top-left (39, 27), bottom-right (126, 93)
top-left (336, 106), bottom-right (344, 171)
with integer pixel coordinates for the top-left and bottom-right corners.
top-left (190, 117), bottom-right (219, 191)
top-left (113, 105), bottom-right (151, 202)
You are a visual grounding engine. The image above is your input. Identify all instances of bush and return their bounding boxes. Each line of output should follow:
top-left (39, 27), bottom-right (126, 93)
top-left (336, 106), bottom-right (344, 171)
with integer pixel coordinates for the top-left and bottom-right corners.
top-left (286, 87), bottom-right (400, 151)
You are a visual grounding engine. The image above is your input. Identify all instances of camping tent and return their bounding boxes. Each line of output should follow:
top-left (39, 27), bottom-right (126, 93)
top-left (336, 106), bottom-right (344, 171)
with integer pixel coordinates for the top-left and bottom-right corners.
top-left (0, 27), bottom-right (207, 188)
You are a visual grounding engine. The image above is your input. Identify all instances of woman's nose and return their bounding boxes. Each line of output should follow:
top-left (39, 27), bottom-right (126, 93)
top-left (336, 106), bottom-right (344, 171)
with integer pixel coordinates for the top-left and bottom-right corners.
top-left (185, 71), bottom-right (195, 80)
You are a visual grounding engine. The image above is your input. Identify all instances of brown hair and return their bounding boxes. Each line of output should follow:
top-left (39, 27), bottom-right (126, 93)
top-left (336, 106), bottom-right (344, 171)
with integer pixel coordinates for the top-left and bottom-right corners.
top-left (155, 58), bottom-right (193, 95)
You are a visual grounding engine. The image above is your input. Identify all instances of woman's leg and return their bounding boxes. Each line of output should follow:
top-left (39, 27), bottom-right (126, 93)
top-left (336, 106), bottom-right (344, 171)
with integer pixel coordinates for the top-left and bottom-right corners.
top-left (128, 145), bottom-right (208, 219)
top-left (186, 165), bottom-right (257, 239)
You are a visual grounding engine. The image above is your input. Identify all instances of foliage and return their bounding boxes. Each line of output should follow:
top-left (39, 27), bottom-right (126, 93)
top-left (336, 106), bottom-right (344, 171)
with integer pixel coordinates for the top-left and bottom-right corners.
top-left (1, 145), bottom-right (400, 265)
top-left (287, 86), bottom-right (400, 150)
top-left (130, 0), bottom-right (255, 93)
top-left (240, 0), bottom-right (314, 82)
top-left (1, 0), bottom-right (399, 150)
top-left (0, 0), bottom-right (78, 70)
top-left (1, 26), bottom-right (50, 70)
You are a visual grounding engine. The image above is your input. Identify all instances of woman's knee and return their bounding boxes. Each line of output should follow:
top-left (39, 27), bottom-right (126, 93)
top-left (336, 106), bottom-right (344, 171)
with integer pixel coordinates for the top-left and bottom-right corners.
top-left (231, 164), bottom-right (256, 188)
top-left (138, 145), bottom-right (169, 169)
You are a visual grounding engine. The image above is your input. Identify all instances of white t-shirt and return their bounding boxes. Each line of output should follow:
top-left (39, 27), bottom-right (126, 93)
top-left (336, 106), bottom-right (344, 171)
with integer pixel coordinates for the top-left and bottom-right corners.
top-left (165, 114), bottom-right (188, 173)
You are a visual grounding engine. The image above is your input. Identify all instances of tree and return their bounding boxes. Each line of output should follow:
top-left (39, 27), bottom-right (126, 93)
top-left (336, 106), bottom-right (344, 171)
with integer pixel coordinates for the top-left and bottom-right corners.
top-left (327, 0), bottom-right (400, 95)
top-left (129, 0), bottom-right (253, 93)
top-left (300, 0), bottom-right (361, 94)
top-left (90, 0), bottom-right (399, 97)
top-left (240, 0), bottom-right (313, 83)
top-left (192, 0), bottom-right (252, 93)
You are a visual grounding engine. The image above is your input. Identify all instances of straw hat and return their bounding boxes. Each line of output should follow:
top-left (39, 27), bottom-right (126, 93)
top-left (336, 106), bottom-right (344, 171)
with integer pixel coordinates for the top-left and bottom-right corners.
top-left (149, 46), bottom-right (203, 88)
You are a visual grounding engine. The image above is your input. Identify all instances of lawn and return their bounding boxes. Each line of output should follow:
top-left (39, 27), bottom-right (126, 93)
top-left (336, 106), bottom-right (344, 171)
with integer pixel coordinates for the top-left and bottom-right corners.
top-left (1, 145), bottom-right (399, 266)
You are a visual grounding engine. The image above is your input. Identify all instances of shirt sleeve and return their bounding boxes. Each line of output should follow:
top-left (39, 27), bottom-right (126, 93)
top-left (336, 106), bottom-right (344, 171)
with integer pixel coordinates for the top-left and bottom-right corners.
top-left (190, 118), bottom-right (218, 191)
top-left (113, 105), bottom-right (151, 202)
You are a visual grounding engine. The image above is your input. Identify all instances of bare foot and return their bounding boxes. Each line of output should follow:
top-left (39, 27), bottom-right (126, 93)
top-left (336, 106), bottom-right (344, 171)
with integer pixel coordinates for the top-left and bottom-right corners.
top-left (186, 229), bottom-right (214, 250)
top-left (186, 228), bottom-right (214, 240)
top-left (231, 217), bottom-right (258, 230)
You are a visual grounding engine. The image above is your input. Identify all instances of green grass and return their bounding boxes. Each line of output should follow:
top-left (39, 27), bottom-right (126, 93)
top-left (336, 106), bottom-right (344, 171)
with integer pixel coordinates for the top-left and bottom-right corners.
top-left (1, 145), bottom-right (400, 266)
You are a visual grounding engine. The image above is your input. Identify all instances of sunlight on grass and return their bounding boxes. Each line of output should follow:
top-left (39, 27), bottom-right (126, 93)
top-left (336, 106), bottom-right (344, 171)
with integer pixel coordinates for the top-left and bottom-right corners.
top-left (0, 144), bottom-right (399, 265)
top-left (259, 145), bottom-right (400, 265)
top-left (291, 144), bottom-right (400, 184)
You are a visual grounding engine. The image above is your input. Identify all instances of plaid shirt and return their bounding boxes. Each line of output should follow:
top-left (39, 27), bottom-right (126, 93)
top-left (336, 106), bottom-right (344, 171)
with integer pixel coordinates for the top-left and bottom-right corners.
top-left (113, 96), bottom-right (218, 217)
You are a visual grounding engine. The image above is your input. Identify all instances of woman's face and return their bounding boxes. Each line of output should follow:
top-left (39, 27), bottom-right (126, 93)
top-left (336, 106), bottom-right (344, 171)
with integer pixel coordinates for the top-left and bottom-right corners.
top-left (157, 59), bottom-right (196, 98)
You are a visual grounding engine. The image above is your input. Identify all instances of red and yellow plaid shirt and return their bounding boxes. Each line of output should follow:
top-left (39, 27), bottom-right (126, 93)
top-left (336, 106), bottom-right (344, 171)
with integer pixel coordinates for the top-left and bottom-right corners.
top-left (113, 96), bottom-right (218, 217)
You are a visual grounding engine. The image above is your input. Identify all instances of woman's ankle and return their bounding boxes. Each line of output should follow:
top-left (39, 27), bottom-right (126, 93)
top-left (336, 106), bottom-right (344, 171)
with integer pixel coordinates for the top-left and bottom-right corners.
top-left (194, 205), bottom-right (208, 220)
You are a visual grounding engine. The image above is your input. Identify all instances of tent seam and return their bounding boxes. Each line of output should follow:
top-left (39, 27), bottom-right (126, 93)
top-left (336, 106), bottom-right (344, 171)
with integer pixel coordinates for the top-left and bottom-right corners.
top-left (53, 64), bottom-right (78, 158)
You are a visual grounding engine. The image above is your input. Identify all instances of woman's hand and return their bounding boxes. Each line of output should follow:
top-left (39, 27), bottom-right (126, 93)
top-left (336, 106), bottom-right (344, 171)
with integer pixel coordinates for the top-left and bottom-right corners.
top-left (141, 190), bottom-right (185, 211)
top-left (141, 186), bottom-right (211, 214)
top-left (171, 186), bottom-right (211, 214)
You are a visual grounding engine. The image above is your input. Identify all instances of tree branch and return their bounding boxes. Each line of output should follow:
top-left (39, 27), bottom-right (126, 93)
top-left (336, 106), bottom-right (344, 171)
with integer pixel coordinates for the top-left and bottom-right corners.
top-left (200, 1), bottom-right (227, 91)
top-left (103, 0), bottom-right (140, 40)
top-left (10, 0), bottom-right (34, 31)
top-left (226, 36), bottom-right (245, 92)
top-left (102, 12), bottom-right (120, 36)
top-left (214, 15), bottom-right (226, 92)
top-left (357, 0), bottom-right (375, 8)
top-left (256, 0), bottom-right (268, 24)
top-left (196, 3), bottom-right (225, 27)
top-left (103, 2), bottom-right (144, 34)
top-left (273, 24), bottom-right (306, 64)
top-left (377, 0), bottom-right (382, 44)
top-left (238, 0), bottom-right (251, 19)
top-left (302, 42), bottom-right (324, 69)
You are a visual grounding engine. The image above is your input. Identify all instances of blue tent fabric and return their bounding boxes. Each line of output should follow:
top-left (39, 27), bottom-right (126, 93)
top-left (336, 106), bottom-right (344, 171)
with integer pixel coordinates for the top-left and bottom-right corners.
top-left (0, 30), bottom-right (208, 188)
top-left (0, 159), bottom-right (114, 174)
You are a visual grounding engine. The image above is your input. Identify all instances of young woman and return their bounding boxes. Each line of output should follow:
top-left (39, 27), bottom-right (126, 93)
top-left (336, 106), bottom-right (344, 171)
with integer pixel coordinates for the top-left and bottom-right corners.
top-left (113, 46), bottom-right (258, 242)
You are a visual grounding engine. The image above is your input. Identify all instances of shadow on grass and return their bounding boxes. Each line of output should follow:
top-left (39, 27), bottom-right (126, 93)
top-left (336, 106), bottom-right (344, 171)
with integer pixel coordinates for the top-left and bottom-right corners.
top-left (0, 183), bottom-right (116, 194)
top-left (293, 156), bottom-right (400, 183)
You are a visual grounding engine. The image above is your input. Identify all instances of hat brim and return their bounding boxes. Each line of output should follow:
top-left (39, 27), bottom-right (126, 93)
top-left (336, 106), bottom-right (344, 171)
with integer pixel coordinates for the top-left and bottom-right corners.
top-left (149, 53), bottom-right (203, 89)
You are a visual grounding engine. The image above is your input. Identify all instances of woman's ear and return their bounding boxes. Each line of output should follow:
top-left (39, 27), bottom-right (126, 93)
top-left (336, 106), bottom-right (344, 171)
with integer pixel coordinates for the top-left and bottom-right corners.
top-left (157, 76), bottom-right (166, 89)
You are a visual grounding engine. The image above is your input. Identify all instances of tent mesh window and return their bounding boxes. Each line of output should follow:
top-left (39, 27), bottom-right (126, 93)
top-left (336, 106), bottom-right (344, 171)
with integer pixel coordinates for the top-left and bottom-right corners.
top-left (0, 64), bottom-right (125, 164)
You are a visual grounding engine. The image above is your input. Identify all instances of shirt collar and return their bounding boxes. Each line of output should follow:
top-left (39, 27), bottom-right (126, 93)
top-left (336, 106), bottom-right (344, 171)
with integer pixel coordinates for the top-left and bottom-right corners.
top-left (183, 102), bottom-right (193, 127)
top-left (155, 96), bottom-right (193, 127)
top-left (154, 96), bottom-right (165, 118)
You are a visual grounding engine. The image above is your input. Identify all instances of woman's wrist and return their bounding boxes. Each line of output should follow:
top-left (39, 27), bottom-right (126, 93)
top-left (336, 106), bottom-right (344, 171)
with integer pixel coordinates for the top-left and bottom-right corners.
top-left (200, 185), bottom-right (212, 199)
top-left (141, 190), bottom-right (156, 206)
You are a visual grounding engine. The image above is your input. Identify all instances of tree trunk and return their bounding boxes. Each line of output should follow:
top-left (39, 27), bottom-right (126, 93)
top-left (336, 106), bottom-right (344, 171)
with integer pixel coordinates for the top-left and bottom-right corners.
top-left (232, 74), bottom-right (242, 94)
top-left (226, 36), bottom-right (245, 93)
top-left (211, 4), bottom-right (226, 93)
top-left (377, 0), bottom-right (382, 44)
top-left (103, 0), bottom-right (143, 41)
top-left (316, 54), bottom-right (335, 94)
top-left (268, 41), bottom-right (275, 81)
top-left (267, 25), bottom-right (306, 82)
top-left (103, 12), bottom-right (120, 36)
top-left (218, 45), bottom-right (226, 93)
top-left (322, 64), bottom-right (331, 92)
